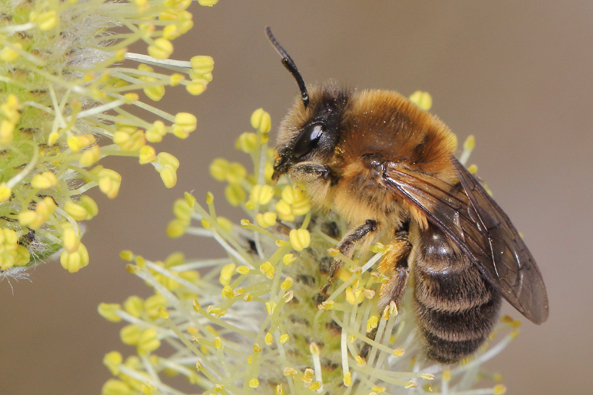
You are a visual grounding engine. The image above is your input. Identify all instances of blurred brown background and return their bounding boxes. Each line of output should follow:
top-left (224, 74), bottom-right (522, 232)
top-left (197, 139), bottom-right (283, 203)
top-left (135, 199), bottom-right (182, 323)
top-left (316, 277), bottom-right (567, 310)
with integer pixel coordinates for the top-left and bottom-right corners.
top-left (1, 1), bottom-right (592, 394)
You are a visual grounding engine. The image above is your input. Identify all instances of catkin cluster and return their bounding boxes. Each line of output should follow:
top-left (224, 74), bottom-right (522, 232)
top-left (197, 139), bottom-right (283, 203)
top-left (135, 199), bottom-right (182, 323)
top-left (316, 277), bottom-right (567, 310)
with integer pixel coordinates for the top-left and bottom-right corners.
top-left (0, 0), bottom-right (215, 276)
top-left (99, 106), bottom-right (517, 395)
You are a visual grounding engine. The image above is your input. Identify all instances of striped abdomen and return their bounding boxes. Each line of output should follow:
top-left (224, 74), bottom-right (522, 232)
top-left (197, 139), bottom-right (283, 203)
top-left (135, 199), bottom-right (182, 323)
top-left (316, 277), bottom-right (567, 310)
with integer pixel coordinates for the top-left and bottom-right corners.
top-left (414, 224), bottom-right (502, 363)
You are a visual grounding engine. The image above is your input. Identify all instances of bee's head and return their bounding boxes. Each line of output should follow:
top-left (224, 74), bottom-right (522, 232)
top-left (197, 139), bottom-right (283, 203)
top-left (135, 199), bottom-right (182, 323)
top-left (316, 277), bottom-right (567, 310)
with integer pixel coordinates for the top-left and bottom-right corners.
top-left (266, 27), bottom-right (349, 181)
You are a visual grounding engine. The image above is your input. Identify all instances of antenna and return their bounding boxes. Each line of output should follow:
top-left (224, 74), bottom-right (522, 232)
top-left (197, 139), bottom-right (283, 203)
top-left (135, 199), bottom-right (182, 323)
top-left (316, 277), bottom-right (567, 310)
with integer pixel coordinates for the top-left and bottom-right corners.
top-left (265, 26), bottom-right (309, 108)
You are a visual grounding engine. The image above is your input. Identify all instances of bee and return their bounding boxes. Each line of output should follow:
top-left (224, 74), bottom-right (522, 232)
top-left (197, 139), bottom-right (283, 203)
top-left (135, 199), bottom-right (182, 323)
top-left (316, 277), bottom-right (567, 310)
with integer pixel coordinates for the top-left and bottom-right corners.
top-left (266, 27), bottom-right (549, 364)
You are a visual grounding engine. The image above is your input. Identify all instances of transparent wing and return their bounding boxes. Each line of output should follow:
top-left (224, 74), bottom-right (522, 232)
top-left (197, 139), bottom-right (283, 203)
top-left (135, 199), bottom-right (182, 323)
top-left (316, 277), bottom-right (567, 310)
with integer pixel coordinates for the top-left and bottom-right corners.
top-left (381, 158), bottom-right (549, 324)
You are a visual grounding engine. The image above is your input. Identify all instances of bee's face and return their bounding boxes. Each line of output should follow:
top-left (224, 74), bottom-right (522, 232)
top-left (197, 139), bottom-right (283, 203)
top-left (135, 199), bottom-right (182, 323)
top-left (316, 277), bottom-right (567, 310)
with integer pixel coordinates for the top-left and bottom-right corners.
top-left (273, 84), bottom-right (350, 180)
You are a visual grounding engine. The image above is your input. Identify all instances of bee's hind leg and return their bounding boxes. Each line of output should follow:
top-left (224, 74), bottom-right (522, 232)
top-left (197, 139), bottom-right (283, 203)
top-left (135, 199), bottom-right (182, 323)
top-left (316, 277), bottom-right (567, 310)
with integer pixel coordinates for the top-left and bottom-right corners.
top-left (360, 230), bottom-right (412, 359)
top-left (377, 229), bottom-right (412, 313)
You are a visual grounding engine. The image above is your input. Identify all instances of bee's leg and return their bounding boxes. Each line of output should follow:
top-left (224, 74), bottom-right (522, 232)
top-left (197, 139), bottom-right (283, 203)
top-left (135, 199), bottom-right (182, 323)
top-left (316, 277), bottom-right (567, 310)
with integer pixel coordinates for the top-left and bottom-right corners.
top-left (288, 162), bottom-right (331, 183)
top-left (285, 162), bottom-right (335, 205)
top-left (377, 232), bottom-right (412, 313)
top-left (321, 219), bottom-right (378, 295)
top-left (360, 231), bottom-right (412, 359)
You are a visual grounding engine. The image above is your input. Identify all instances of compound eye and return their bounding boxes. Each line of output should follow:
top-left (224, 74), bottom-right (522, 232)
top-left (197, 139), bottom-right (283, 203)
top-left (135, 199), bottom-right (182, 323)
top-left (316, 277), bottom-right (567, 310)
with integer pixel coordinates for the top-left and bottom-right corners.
top-left (293, 124), bottom-right (323, 159)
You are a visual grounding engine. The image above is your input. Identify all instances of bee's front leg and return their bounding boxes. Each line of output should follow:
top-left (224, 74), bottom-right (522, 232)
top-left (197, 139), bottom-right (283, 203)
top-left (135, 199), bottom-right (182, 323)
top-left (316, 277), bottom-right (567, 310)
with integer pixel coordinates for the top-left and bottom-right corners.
top-left (322, 219), bottom-right (378, 295)
top-left (288, 162), bottom-right (332, 183)
top-left (285, 162), bottom-right (336, 208)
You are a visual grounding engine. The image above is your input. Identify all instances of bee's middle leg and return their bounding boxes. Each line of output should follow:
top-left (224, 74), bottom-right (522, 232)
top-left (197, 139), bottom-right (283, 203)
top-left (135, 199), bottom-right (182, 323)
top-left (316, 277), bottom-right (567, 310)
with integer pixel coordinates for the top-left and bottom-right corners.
top-left (321, 219), bottom-right (378, 295)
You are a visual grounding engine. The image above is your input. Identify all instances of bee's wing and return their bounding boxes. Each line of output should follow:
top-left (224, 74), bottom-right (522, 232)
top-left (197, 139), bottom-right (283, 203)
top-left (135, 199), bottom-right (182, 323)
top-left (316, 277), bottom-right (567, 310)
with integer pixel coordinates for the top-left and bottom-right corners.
top-left (382, 158), bottom-right (549, 324)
